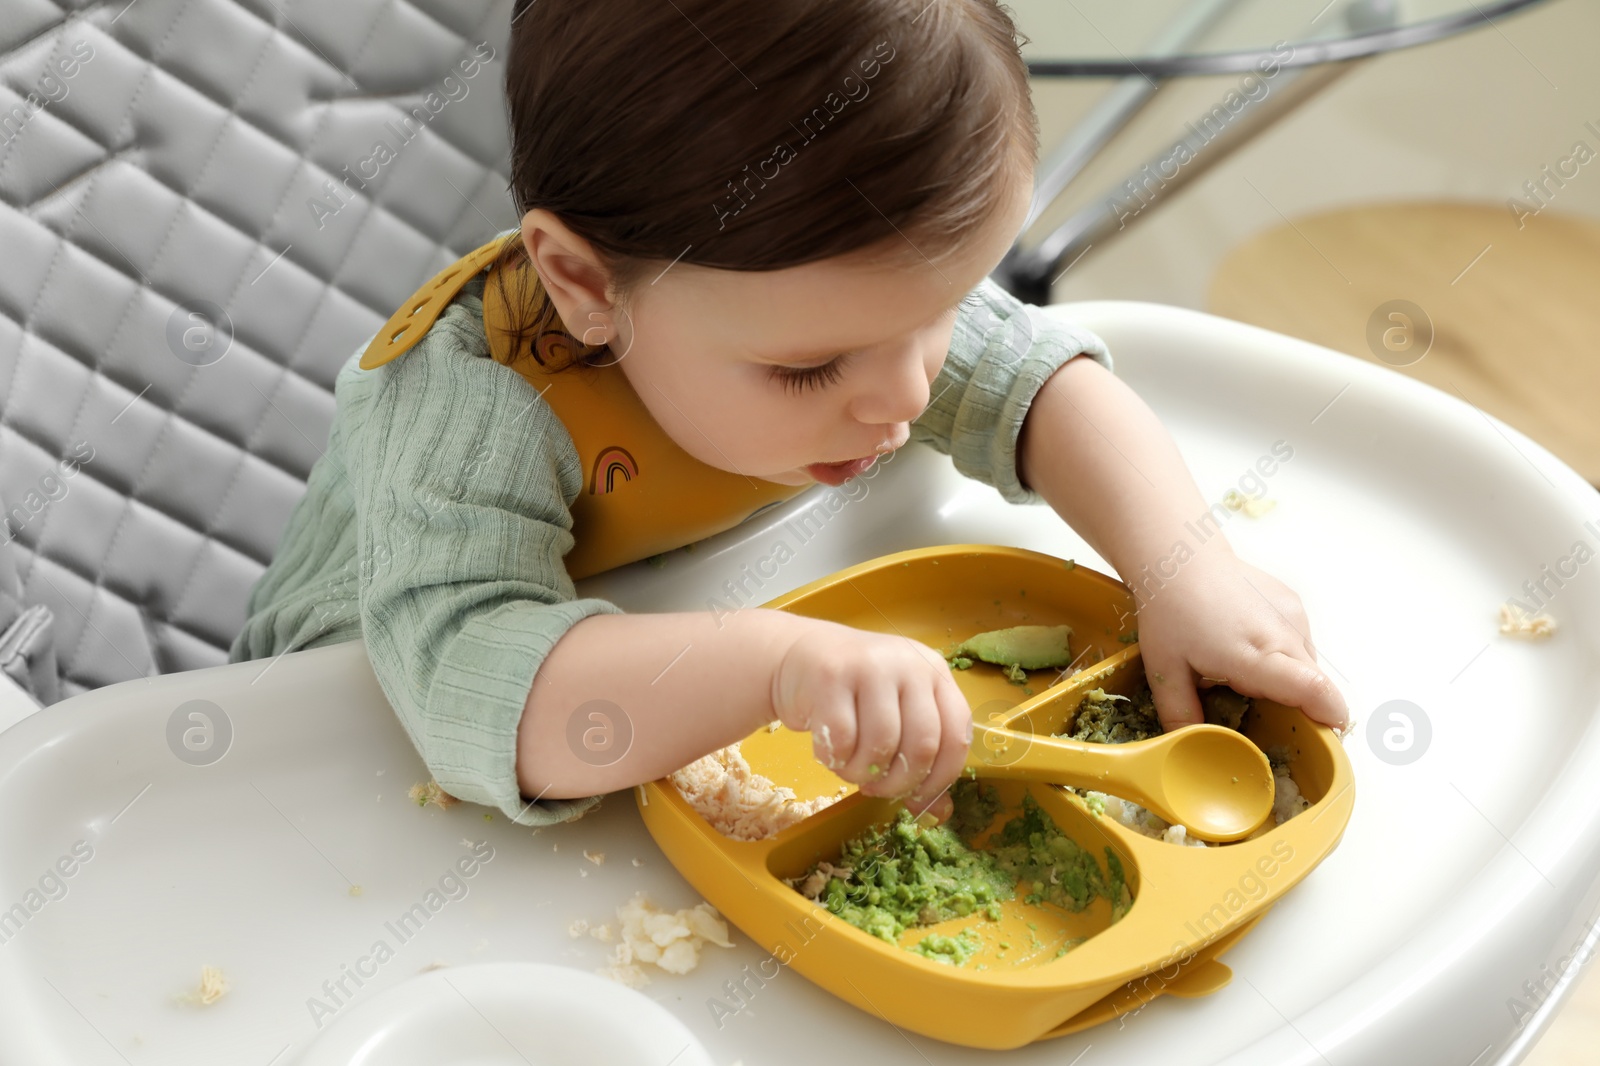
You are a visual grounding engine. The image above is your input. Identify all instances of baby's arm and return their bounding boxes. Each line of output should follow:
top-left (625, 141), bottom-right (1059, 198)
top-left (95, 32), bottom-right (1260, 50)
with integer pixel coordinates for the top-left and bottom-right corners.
top-left (513, 608), bottom-right (802, 798)
top-left (518, 608), bottom-right (973, 820)
top-left (1016, 355), bottom-right (1349, 731)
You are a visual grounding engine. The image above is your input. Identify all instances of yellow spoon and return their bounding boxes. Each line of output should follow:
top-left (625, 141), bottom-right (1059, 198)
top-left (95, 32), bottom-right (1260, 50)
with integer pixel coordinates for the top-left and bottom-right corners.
top-left (964, 720), bottom-right (1276, 843)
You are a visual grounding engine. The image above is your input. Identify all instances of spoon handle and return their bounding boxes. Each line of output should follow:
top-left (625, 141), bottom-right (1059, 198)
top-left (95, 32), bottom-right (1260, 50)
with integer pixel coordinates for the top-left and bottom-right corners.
top-left (965, 723), bottom-right (1172, 818)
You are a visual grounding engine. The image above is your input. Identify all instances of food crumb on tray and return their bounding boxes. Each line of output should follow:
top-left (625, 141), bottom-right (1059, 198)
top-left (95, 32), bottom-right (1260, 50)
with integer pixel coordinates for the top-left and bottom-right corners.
top-left (408, 779), bottom-right (459, 809)
top-left (583, 849), bottom-right (606, 865)
top-left (669, 741), bottom-right (848, 841)
top-left (175, 965), bottom-right (229, 1007)
top-left (1222, 489), bottom-right (1277, 517)
top-left (591, 891), bottom-right (734, 988)
top-left (1499, 603), bottom-right (1556, 639)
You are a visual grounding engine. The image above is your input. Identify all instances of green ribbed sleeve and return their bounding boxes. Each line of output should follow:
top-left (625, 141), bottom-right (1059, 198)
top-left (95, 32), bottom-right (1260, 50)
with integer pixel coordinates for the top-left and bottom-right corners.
top-left (913, 276), bottom-right (1113, 502)
top-left (231, 276), bottom-right (618, 828)
top-left (350, 285), bottom-right (621, 828)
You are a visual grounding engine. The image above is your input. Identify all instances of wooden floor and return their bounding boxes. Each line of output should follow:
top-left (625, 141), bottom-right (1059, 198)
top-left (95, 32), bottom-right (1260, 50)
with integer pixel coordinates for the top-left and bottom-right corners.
top-left (1521, 958), bottom-right (1600, 1065)
top-left (1209, 201), bottom-right (1600, 1062)
top-left (1210, 202), bottom-right (1600, 487)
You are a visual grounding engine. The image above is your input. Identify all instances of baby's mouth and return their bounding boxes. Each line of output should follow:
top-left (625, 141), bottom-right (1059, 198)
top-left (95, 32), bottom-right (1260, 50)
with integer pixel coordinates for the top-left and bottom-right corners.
top-left (804, 438), bottom-right (902, 486)
top-left (804, 454), bottom-right (878, 486)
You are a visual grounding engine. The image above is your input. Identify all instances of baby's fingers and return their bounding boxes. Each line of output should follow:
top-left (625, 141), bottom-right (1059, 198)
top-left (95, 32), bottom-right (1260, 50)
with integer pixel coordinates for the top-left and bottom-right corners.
top-left (868, 682), bottom-right (940, 798)
top-left (906, 670), bottom-right (974, 820)
top-left (1145, 655), bottom-right (1204, 733)
top-left (806, 692), bottom-right (859, 773)
top-left (1235, 650), bottom-right (1348, 730)
top-left (838, 677), bottom-right (901, 786)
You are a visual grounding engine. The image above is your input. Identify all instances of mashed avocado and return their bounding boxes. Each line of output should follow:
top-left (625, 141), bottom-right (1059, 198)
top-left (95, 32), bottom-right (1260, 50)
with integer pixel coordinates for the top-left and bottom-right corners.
top-left (988, 790), bottom-right (1132, 922)
top-left (805, 800), bottom-right (1014, 944)
top-left (945, 624), bottom-right (1073, 673)
top-left (910, 929), bottom-right (982, 966)
top-left (790, 779), bottom-right (1130, 964)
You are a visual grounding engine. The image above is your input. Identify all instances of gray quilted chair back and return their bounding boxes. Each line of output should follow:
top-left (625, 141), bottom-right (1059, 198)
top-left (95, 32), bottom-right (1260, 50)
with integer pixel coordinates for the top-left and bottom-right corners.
top-left (0, 0), bottom-right (519, 703)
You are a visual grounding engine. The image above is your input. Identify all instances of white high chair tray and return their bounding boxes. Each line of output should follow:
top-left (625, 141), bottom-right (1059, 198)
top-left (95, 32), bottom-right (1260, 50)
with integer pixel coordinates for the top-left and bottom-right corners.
top-left (0, 302), bottom-right (1596, 1066)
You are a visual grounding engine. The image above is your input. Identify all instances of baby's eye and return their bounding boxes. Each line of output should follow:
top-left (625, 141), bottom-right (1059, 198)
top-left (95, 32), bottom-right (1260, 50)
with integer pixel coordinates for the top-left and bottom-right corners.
top-left (770, 354), bottom-right (849, 395)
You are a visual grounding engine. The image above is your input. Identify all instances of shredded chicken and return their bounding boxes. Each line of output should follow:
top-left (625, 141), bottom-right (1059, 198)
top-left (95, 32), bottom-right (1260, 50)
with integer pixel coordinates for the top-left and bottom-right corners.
top-left (668, 741), bottom-right (847, 841)
top-left (794, 860), bottom-right (853, 901)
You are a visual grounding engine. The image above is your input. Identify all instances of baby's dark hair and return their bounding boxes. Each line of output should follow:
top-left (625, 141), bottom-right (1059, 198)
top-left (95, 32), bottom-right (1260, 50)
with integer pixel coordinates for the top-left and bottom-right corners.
top-left (492, 0), bottom-right (1038, 367)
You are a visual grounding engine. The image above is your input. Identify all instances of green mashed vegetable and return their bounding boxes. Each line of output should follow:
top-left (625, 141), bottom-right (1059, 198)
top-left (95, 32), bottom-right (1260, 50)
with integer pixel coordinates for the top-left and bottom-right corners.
top-left (1064, 681), bottom-right (1250, 743)
top-left (788, 779), bottom-right (1131, 966)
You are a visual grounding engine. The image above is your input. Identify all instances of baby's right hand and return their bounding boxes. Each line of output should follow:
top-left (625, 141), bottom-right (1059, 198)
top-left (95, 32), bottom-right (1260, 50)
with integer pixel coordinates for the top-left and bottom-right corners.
top-left (770, 619), bottom-right (973, 821)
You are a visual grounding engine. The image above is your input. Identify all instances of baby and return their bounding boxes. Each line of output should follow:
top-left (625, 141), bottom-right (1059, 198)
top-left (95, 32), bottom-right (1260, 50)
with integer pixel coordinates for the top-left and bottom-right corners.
top-left (230, 0), bottom-right (1348, 827)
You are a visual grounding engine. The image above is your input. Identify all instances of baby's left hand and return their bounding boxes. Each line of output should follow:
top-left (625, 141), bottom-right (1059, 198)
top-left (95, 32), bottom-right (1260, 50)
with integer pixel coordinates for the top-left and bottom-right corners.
top-left (1132, 551), bottom-right (1349, 734)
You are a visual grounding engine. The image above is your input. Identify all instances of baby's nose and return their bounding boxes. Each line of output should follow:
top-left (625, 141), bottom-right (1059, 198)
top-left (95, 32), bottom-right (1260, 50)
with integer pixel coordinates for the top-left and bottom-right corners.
top-left (853, 352), bottom-right (930, 426)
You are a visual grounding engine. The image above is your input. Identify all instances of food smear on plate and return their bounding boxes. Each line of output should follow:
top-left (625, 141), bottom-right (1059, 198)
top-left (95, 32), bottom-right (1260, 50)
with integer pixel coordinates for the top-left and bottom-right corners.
top-left (1061, 683), bottom-right (1310, 846)
top-left (945, 623), bottom-right (1074, 685)
top-left (670, 741), bottom-right (848, 841)
top-left (785, 779), bottom-right (1129, 966)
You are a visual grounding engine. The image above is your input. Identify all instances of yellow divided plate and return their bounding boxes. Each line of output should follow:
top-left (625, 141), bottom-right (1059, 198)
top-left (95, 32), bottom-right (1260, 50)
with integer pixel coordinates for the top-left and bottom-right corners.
top-left (636, 544), bottom-right (1355, 1049)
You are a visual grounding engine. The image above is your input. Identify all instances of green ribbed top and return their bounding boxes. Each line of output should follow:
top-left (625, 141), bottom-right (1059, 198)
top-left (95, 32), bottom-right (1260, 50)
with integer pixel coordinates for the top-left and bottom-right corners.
top-left (228, 259), bottom-right (1111, 827)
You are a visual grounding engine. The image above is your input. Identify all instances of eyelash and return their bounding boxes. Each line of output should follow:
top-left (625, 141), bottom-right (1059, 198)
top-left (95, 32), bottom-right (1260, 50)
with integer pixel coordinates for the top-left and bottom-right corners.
top-left (770, 296), bottom-right (970, 395)
top-left (772, 354), bottom-right (850, 394)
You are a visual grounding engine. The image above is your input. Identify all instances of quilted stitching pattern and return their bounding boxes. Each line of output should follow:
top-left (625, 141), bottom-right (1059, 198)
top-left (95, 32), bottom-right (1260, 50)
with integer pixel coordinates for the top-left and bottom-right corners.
top-left (0, 0), bottom-right (519, 699)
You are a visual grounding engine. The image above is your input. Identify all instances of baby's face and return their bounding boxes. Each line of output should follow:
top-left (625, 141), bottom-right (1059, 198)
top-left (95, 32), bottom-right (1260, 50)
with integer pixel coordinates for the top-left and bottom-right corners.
top-left (611, 168), bottom-right (1035, 487)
